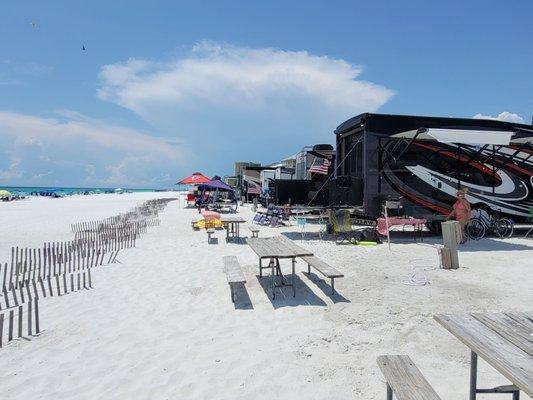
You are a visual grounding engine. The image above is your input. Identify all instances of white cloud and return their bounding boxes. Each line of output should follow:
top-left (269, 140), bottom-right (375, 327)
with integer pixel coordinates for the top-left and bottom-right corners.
top-left (0, 111), bottom-right (182, 159)
top-left (0, 156), bottom-right (23, 181)
top-left (0, 111), bottom-right (186, 186)
top-left (98, 41), bottom-right (394, 118)
top-left (473, 111), bottom-right (525, 124)
top-left (96, 42), bottom-right (394, 173)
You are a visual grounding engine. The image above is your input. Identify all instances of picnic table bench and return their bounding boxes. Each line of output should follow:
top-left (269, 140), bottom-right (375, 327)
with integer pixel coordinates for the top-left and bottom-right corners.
top-left (275, 238), bottom-right (344, 288)
top-left (377, 355), bottom-right (442, 400)
top-left (223, 256), bottom-right (246, 303)
top-left (206, 228), bottom-right (215, 243)
top-left (248, 226), bottom-right (259, 238)
top-left (435, 312), bottom-right (533, 399)
top-left (301, 256), bottom-right (344, 294)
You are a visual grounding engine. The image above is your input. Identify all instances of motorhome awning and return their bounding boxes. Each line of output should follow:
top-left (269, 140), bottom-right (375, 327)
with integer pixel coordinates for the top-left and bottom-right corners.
top-left (510, 135), bottom-right (533, 145)
top-left (391, 128), bottom-right (514, 145)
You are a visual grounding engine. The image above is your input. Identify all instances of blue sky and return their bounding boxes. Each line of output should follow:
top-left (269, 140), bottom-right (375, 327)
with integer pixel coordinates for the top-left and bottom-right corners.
top-left (1, 0), bottom-right (532, 188)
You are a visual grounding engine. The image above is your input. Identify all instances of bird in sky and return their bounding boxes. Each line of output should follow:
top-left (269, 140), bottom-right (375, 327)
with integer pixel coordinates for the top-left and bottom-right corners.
top-left (82, 45), bottom-right (86, 51)
top-left (30, 21), bottom-right (37, 28)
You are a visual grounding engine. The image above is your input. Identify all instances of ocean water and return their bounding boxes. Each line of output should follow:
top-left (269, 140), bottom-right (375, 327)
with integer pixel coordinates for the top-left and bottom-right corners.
top-left (0, 186), bottom-right (173, 196)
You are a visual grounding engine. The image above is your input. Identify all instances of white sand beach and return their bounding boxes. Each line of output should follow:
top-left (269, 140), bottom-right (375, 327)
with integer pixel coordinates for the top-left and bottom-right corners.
top-left (0, 193), bottom-right (531, 400)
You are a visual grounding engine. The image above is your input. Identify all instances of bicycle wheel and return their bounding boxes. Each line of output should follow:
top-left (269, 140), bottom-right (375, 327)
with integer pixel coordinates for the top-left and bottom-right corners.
top-left (493, 218), bottom-right (514, 238)
top-left (466, 219), bottom-right (485, 240)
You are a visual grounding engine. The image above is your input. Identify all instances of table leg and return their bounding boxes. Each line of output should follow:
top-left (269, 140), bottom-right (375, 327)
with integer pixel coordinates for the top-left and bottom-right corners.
top-left (292, 258), bottom-right (295, 297)
top-left (470, 351), bottom-right (477, 400)
top-left (259, 257), bottom-right (262, 278)
top-left (225, 223), bottom-right (229, 240)
top-left (386, 384), bottom-right (393, 400)
top-left (270, 258), bottom-right (275, 300)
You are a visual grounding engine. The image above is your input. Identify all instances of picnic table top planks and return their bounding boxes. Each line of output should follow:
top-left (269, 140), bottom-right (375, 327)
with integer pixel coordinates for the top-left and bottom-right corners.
top-left (246, 236), bottom-right (313, 259)
top-left (220, 216), bottom-right (246, 223)
top-left (434, 312), bottom-right (533, 397)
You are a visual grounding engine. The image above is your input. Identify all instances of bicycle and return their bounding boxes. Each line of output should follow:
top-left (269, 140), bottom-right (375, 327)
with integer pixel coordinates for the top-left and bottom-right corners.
top-left (466, 208), bottom-right (514, 240)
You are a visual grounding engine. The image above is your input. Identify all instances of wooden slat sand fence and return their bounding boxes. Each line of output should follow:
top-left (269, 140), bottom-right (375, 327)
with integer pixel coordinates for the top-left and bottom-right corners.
top-left (0, 242), bottom-right (99, 292)
top-left (0, 298), bottom-right (40, 348)
top-left (0, 262), bottom-right (92, 308)
top-left (0, 198), bottom-right (175, 351)
top-left (2, 198), bottom-right (176, 292)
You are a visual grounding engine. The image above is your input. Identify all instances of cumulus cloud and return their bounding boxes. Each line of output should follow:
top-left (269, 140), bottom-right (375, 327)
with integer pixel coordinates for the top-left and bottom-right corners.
top-left (96, 41), bottom-right (393, 171)
top-left (98, 41), bottom-right (393, 116)
top-left (0, 111), bottom-right (185, 187)
top-left (473, 111), bottom-right (525, 124)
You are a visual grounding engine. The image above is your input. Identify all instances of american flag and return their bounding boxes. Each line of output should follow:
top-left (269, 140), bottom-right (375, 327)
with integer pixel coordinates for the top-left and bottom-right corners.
top-left (247, 183), bottom-right (261, 195)
top-left (308, 158), bottom-right (331, 175)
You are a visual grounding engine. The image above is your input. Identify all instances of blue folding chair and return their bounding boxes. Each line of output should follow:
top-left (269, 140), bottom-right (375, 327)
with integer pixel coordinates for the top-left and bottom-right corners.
top-left (297, 216), bottom-right (306, 239)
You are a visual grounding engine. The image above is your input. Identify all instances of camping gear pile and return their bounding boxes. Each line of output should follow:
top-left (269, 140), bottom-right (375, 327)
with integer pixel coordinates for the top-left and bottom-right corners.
top-left (193, 209), bottom-right (223, 230)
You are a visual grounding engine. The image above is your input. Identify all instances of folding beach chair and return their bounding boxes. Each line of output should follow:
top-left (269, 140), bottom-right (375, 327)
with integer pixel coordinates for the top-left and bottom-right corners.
top-left (253, 213), bottom-right (269, 226)
top-left (253, 213), bottom-right (263, 224)
top-left (297, 216), bottom-right (306, 239)
top-left (281, 205), bottom-right (292, 221)
top-left (330, 209), bottom-right (354, 244)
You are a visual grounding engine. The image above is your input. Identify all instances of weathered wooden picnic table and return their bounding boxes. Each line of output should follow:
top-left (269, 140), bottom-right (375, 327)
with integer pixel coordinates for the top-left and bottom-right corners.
top-left (434, 312), bottom-right (533, 399)
top-left (246, 236), bottom-right (313, 299)
top-left (220, 216), bottom-right (246, 241)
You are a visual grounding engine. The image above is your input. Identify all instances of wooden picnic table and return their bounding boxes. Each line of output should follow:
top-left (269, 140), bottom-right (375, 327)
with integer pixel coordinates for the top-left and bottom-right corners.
top-left (434, 312), bottom-right (533, 399)
top-left (220, 216), bottom-right (246, 240)
top-left (246, 236), bottom-right (313, 299)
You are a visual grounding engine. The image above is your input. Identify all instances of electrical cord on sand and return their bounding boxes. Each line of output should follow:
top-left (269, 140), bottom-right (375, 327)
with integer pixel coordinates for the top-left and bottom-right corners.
top-left (401, 243), bottom-right (443, 286)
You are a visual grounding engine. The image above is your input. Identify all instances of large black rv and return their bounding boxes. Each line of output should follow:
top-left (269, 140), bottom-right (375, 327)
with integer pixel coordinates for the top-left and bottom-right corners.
top-left (332, 113), bottom-right (533, 224)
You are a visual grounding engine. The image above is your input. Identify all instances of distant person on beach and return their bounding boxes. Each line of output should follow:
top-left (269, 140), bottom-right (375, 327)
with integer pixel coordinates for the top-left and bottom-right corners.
top-left (446, 188), bottom-right (471, 243)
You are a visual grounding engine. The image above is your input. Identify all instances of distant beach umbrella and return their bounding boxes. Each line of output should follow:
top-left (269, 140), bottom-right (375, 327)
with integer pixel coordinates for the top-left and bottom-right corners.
top-left (0, 189), bottom-right (12, 197)
top-left (177, 172), bottom-right (210, 185)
